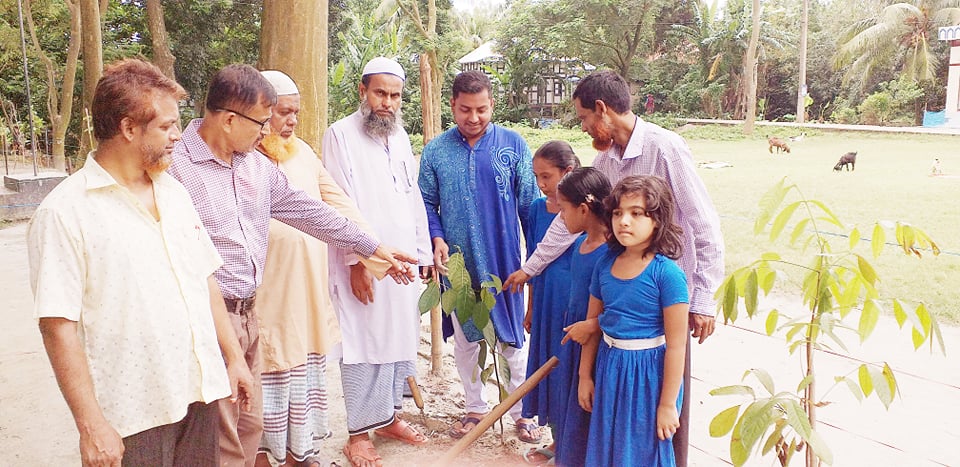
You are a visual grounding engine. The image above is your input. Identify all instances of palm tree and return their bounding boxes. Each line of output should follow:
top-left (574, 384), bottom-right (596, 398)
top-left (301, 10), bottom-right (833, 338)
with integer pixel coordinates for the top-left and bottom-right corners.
top-left (835, 0), bottom-right (960, 85)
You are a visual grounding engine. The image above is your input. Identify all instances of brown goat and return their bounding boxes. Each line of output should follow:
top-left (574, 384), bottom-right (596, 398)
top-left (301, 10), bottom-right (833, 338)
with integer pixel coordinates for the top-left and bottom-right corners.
top-left (768, 137), bottom-right (790, 154)
top-left (834, 151), bottom-right (857, 171)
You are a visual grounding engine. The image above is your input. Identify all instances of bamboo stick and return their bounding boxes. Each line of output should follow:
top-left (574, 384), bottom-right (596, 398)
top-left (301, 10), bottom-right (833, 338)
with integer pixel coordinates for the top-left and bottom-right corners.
top-left (438, 356), bottom-right (559, 465)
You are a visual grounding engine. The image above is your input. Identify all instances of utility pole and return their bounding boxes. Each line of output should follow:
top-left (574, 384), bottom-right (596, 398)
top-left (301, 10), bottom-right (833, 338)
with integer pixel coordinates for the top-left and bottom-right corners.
top-left (17, 0), bottom-right (38, 176)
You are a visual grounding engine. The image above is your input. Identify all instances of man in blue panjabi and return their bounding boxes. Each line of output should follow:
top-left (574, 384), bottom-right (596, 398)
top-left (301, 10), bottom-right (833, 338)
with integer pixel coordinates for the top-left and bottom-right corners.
top-left (418, 70), bottom-right (543, 443)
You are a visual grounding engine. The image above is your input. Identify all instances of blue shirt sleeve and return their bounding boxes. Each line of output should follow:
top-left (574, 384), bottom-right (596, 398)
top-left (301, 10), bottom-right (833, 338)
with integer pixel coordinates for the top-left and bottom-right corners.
top-left (589, 252), bottom-right (609, 301)
top-left (418, 142), bottom-right (445, 240)
top-left (657, 255), bottom-right (690, 308)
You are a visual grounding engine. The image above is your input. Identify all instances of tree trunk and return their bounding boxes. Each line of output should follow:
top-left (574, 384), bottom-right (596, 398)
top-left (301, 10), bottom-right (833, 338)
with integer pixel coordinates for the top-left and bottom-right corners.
top-left (25, 0), bottom-right (81, 170)
top-left (743, 0), bottom-right (761, 134)
top-left (796, 0), bottom-right (809, 124)
top-left (79, 0), bottom-right (104, 155)
top-left (146, 0), bottom-right (176, 80)
top-left (420, 53), bottom-right (437, 143)
top-left (260, 0), bottom-right (328, 150)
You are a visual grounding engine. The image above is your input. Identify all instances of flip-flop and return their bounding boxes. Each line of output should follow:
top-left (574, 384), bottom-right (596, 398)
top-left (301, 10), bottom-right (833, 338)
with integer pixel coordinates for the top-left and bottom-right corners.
top-left (299, 456), bottom-right (341, 467)
top-left (523, 446), bottom-right (555, 465)
top-left (515, 420), bottom-right (543, 444)
top-left (373, 418), bottom-right (429, 445)
top-left (341, 439), bottom-right (383, 467)
top-left (448, 415), bottom-right (484, 439)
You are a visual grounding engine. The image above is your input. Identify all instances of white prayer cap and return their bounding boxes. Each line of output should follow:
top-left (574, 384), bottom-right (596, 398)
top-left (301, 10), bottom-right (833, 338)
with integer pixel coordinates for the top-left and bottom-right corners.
top-left (260, 70), bottom-right (299, 96)
top-left (362, 57), bottom-right (405, 82)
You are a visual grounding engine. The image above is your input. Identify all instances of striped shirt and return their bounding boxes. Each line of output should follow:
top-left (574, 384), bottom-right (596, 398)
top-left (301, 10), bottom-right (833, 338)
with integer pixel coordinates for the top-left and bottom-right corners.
top-left (168, 119), bottom-right (379, 300)
top-left (520, 117), bottom-right (724, 316)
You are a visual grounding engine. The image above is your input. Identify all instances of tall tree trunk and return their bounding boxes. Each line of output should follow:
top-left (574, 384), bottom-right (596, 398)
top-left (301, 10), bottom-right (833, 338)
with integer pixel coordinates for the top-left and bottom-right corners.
top-left (260, 0), bottom-right (328, 150)
top-left (397, 0), bottom-right (442, 143)
top-left (146, 0), bottom-right (175, 80)
top-left (420, 54), bottom-right (437, 143)
top-left (743, 0), bottom-right (761, 134)
top-left (25, 0), bottom-right (81, 170)
top-left (79, 0), bottom-right (104, 155)
top-left (796, 0), bottom-right (809, 124)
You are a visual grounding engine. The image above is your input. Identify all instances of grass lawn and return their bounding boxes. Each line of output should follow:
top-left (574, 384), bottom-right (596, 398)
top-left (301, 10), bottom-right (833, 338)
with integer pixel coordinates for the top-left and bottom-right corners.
top-left (509, 123), bottom-right (960, 324)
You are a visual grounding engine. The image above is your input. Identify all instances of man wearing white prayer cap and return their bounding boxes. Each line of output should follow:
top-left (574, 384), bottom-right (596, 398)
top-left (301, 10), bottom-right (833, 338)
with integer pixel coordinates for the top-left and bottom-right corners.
top-left (322, 57), bottom-right (433, 467)
top-left (255, 69), bottom-right (388, 467)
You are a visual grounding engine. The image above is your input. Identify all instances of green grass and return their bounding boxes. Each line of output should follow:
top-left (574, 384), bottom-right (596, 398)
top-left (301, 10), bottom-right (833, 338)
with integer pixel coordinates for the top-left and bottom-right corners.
top-left (512, 124), bottom-right (960, 324)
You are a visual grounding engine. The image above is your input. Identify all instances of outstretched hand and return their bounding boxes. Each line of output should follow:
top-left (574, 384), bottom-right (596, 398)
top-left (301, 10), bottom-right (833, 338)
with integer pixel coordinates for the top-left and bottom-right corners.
top-left (371, 245), bottom-right (417, 284)
top-left (561, 318), bottom-right (600, 345)
top-left (502, 269), bottom-right (531, 294)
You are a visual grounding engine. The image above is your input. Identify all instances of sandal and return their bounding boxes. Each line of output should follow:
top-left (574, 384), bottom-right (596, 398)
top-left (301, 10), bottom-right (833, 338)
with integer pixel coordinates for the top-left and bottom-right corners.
top-left (448, 414), bottom-right (485, 439)
top-left (523, 446), bottom-right (555, 465)
top-left (374, 418), bottom-right (429, 445)
top-left (515, 420), bottom-right (543, 444)
top-left (341, 439), bottom-right (383, 467)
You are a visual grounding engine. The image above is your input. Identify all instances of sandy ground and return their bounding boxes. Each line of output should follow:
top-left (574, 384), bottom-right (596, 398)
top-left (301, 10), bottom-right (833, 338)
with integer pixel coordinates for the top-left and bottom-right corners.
top-left (2, 220), bottom-right (959, 466)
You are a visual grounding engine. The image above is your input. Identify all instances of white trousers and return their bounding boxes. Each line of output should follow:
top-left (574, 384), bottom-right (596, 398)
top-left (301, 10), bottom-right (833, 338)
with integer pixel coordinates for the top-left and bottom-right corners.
top-left (451, 316), bottom-right (529, 421)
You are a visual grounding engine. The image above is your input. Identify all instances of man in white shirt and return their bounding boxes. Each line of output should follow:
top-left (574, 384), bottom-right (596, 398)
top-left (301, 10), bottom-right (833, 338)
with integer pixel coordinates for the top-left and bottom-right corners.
top-left (27, 58), bottom-right (253, 467)
top-left (322, 57), bottom-right (434, 467)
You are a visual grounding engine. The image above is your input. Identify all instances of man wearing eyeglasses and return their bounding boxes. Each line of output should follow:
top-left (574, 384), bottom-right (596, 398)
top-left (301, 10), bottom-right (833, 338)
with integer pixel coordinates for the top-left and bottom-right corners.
top-left (168, 64), bottom-right (418, 467)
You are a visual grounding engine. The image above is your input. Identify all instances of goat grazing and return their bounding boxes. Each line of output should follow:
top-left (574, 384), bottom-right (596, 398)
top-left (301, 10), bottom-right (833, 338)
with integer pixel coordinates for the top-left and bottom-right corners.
top-left (834, 152), bottom-right (857, 171)
top-left (768, 137), bottom-right (790, 154)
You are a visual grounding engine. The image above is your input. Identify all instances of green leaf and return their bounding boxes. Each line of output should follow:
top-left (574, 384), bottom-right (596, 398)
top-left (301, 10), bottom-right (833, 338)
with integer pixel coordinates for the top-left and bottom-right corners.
top-left (722, 275), bottom-right (739, 323)
top-left (418, 279), bottom-right (441, 314)
top-left (480, 288), bottom-right (496, 312)
top-left (747, 368), bottom-right (775, 395)
top-left (806, 429), bottom-right (834, 464)
top-left (472, 307), bottom-right (490, 339)
top-left (858, 299), bottom-right (881, 342)
top-left (440, 289), bottom-right (456, 316)
top-left (770, 201), bottom-right (802, 242)
top-left (840, 376), bottom-right (863, 402)
top-left (744, 270), bottom-right (759, 318)
top-left (479, 363), bottom-right (494, 385)
top-left (858, 364), bottom-right (873, 397)
top-left (480, 273), bottom-right (503, 293)
top-left (477, 339), bottom-right (488, 369)
top-left (758, 266), bottom-right (777, 294)
top-left (709, 405), bottom-right (741, 437)
top-left (892, 300), bottom-right (907, 328)
top-left (789, 217), bottom-right (811, 246)
top-left (760, 252), bottom-right (782, 261)
top-left (710, 385), bottom-right (756, 398)
top-left (808, 200), bottom-right (844, 228)
top-left (856, 254), bottom-right (878, 286)
top-left (912, 327), bottom-right (925, 350)
top-left (796, 374), bottom-right (814, 393)
top-left (765, 309), bottom-right (779, 336)
top-left (871, 364), bottom-right (896, 409)
top-left (781, 399), bottom-right (813, 438)
top-left (761, 419), bottom-right (787, 455)
top-left (739, 400), bottom-right (777, 453)
top-left (871, 223), bottom-right (885, 258)
top-left (755, 178), bottom-right (789, 235)
top-left (729, 415), bottom-right (749, 467)
top-left (848, 226), bottom-right (861, 250)
top-left (446, 252), bottom-right (471, 290)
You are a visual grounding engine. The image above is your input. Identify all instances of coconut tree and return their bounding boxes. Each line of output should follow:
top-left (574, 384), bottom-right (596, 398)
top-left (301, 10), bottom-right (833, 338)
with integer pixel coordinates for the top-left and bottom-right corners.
top-left (835, 0), bottom-right (960, 85)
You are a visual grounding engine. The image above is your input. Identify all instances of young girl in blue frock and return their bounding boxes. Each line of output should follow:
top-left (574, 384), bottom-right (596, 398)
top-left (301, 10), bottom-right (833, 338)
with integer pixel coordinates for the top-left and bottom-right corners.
top-left (567, 175), bottom-right (689, 467)
top-left (519, 141), bottom-right (580, 456)
top-left (551, 167), bottom-right (611, 467)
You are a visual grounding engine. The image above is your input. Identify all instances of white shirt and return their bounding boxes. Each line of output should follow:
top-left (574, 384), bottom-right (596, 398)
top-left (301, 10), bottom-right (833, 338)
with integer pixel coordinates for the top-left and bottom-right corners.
top-left (322, 111), bottom-right (433, 364)
top-left (27, 155), bottom-right (230, 437)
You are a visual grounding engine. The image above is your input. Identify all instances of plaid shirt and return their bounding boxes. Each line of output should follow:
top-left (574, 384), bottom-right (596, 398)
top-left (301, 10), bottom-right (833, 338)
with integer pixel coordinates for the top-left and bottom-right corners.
top-left (168, 119), bottom-right (378, 300)
top-left (521, 118), bottom-right (724, 316)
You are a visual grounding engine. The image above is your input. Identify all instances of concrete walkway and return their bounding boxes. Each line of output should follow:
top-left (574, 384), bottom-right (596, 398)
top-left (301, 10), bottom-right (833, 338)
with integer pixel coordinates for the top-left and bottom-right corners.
top-left (683, 118), bottom-right (960, 136)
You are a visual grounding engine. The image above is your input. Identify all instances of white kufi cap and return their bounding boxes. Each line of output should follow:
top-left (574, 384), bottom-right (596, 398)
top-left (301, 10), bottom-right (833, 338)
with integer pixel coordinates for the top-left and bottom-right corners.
top-left (362, 57), bottom-right (405, 81)
top-left (260, 70), bottom-right (299, 96)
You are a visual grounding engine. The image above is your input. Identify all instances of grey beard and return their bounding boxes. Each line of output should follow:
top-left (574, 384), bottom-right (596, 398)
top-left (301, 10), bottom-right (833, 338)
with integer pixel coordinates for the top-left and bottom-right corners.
top-left (360, 101), bottom-right (403, 139)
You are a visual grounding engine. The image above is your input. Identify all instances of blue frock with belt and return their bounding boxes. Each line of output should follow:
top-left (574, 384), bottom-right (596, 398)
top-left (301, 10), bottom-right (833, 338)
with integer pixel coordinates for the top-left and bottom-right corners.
top-left (585, 252), bottom-right (689, 467)
top-left (554, 235), bottom-right (608, 467)
top-left (521, 197), bottom-right (574, 427)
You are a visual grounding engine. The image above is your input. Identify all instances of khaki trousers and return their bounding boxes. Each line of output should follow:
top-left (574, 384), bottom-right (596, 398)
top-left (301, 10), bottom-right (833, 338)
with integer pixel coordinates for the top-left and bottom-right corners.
top-left (218, 306), bottom-right (263, 467)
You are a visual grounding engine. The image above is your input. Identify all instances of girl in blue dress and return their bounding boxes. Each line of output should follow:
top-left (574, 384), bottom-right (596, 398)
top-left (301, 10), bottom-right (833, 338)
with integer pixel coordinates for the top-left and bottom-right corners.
top-left (551, 167), bottom-right (611, 467)
top-left (568, 175), bottom-right (689, 467)
top-left (520, 141), bottom-right (580, 455)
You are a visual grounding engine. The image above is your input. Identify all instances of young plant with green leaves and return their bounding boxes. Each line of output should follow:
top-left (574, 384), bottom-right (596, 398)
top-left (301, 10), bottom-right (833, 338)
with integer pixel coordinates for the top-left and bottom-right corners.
top-left (418, 250), bottom-right (514, 431)
top-left (710, 178), bottom-right (945, 467)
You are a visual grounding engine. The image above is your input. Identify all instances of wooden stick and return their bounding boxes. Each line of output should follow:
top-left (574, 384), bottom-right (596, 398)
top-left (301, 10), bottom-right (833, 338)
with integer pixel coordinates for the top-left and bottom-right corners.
top-left (429, 304), bottom-right (443, 375)
top-left (438, 356), bottom-right (559, 465)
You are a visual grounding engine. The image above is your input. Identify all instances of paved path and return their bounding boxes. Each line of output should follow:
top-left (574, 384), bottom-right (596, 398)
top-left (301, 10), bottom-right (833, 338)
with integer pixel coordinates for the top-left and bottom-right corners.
top-left (2, 221), bottom-right (958, 466)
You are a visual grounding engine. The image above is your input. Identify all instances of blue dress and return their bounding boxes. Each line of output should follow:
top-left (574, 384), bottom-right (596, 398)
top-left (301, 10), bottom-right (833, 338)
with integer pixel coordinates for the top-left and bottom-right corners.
top-left (554, 236), bottom-right (608, 467)
top-left (521, 198), bottom-right (574, 427)
top-left (585, 253), bottom-right (689, 467)
top-left (419, 125), bottom-right (539, 347)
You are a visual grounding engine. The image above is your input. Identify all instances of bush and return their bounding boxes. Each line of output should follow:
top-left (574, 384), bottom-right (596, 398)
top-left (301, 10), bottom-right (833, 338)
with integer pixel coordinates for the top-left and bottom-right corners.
top-left (830, 106), bottom-right (858, 124)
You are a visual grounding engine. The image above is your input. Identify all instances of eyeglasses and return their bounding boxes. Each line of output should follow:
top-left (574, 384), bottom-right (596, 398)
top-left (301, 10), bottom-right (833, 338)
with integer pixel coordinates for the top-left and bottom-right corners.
top-left (215, 107), bottom-right (270, 130)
